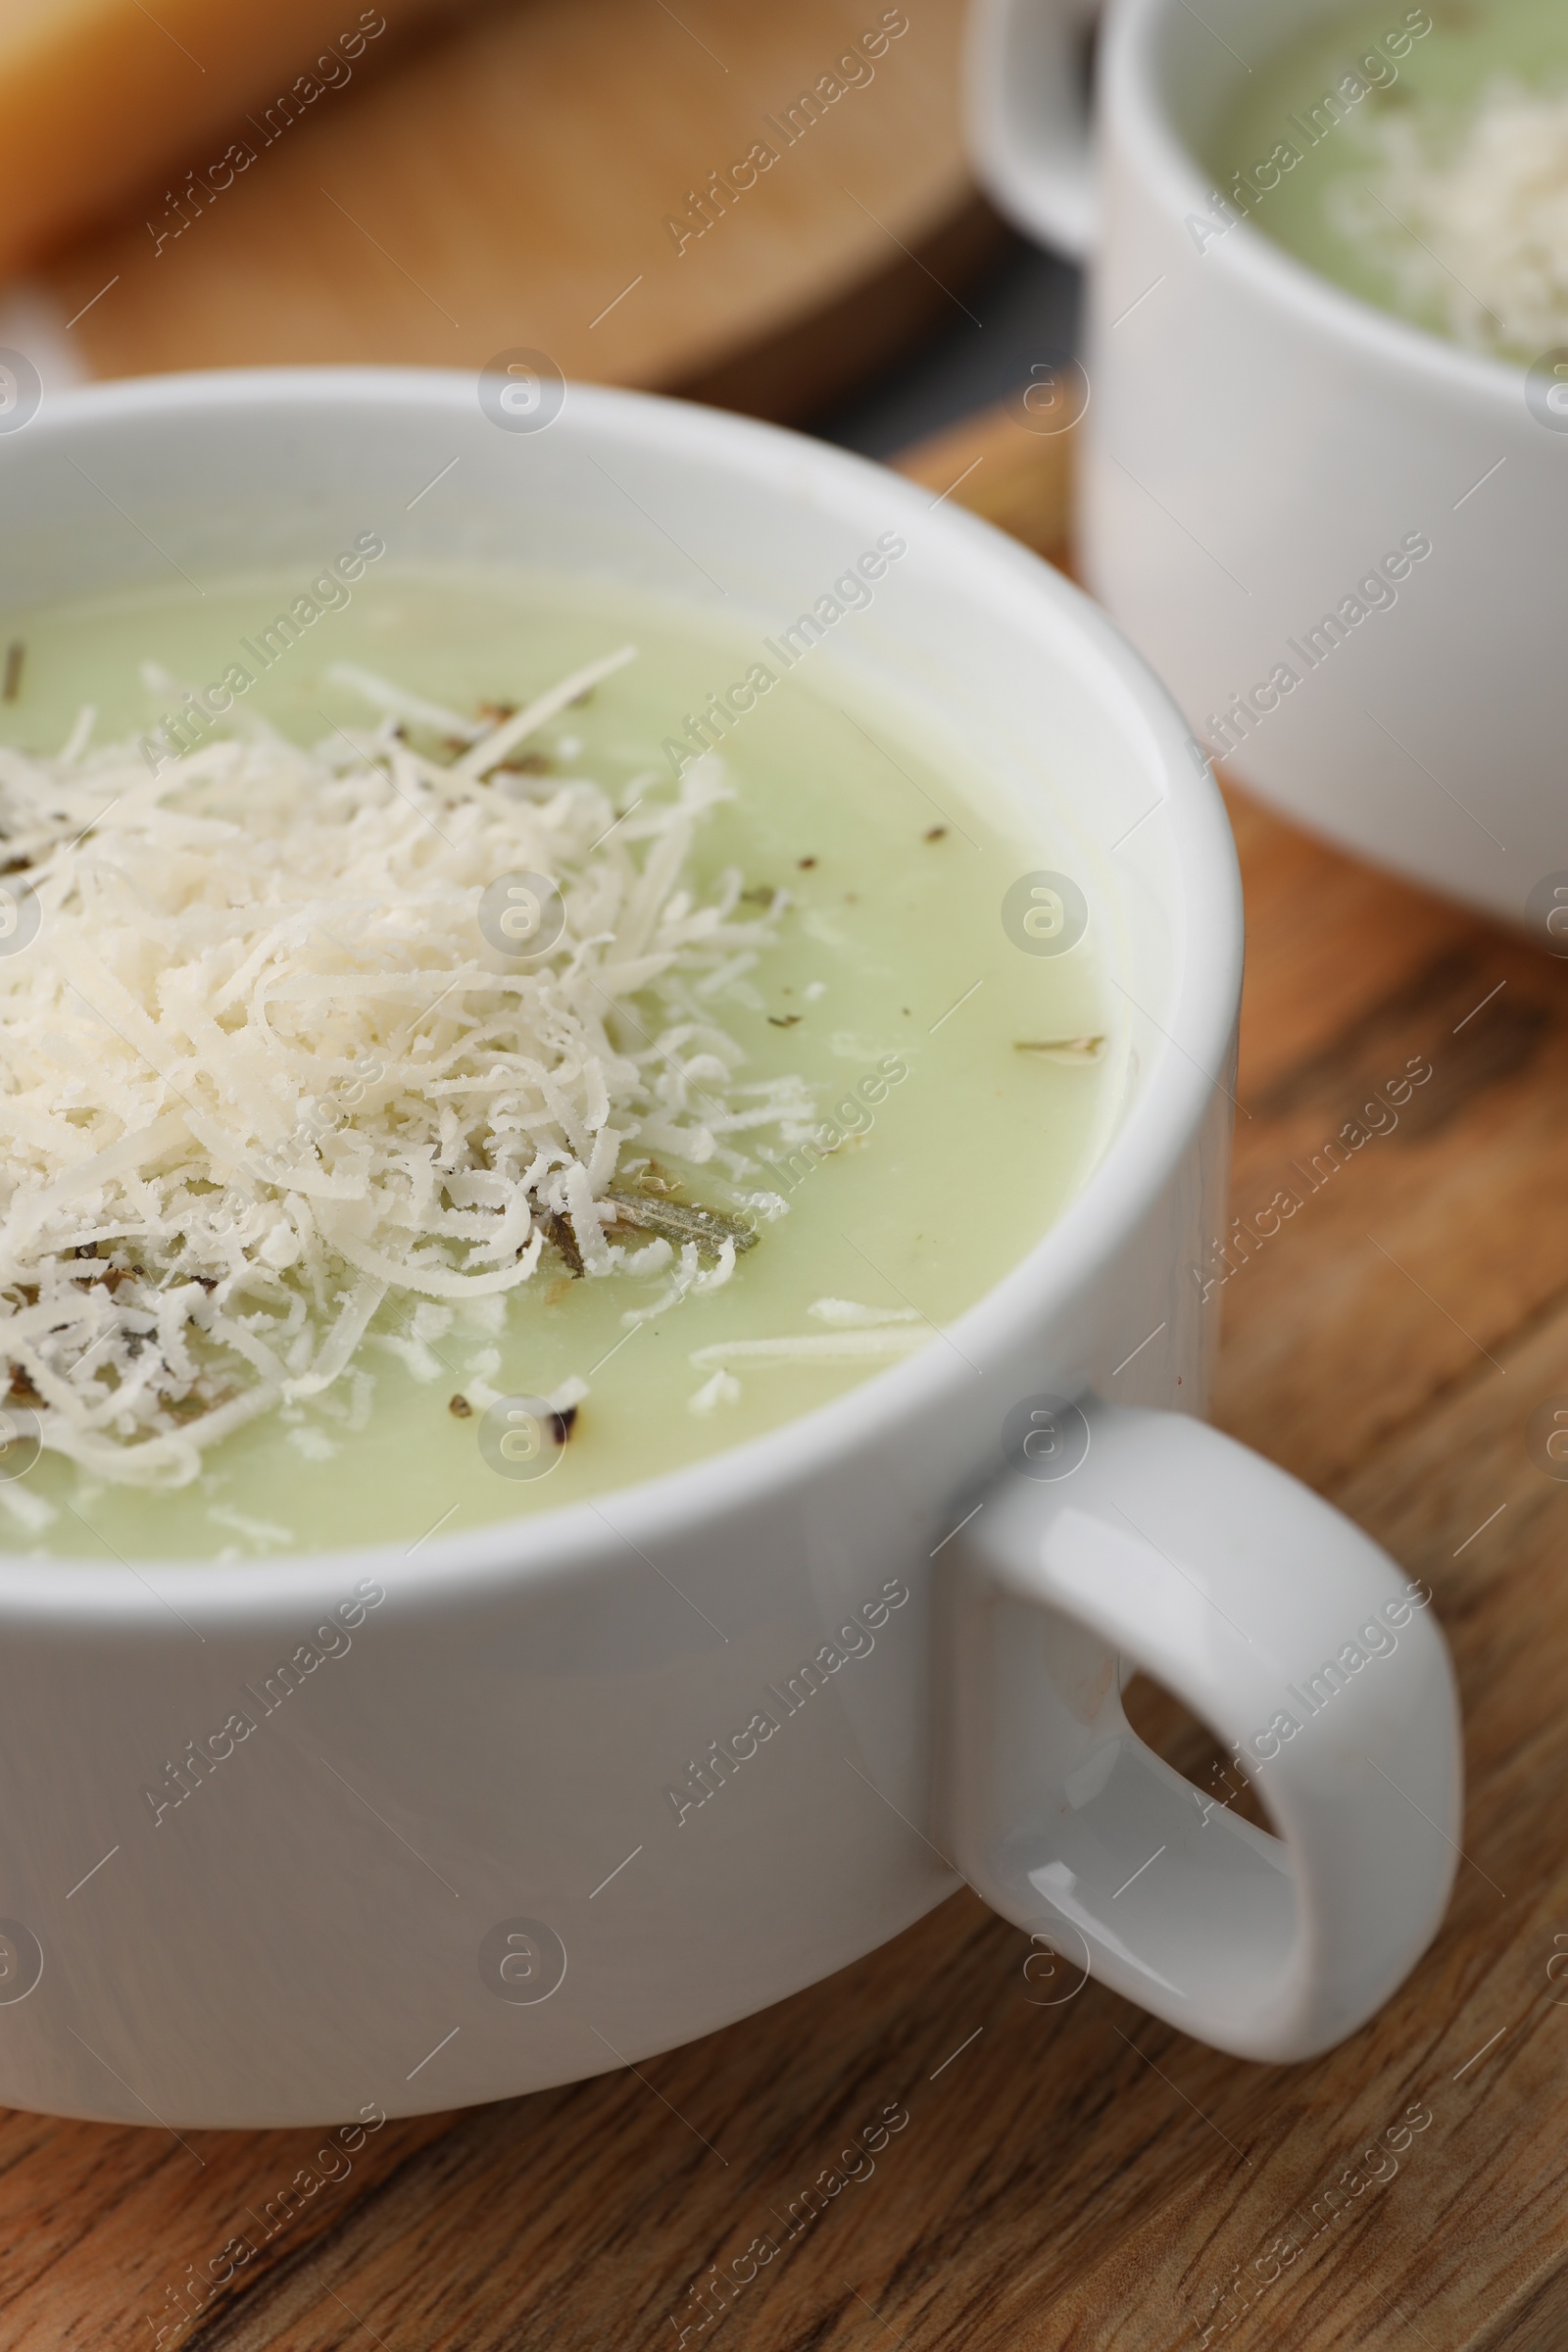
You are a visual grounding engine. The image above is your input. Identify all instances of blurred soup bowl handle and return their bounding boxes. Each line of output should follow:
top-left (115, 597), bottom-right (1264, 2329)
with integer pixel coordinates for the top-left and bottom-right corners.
top-left (965, 0), bottom-right (1104, 259)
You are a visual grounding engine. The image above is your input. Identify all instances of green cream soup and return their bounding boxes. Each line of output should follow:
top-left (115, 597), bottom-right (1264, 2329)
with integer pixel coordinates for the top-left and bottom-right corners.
top-left (1203, 2), bottom-right (1568, 362)
top-left (0, 566), bottom-right (1116, 1562)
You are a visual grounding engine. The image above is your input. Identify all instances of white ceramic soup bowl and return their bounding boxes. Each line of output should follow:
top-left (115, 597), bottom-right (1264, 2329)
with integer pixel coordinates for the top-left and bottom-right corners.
top-left (0, 368), bottom-right (1457, 2127)
top-left (968, 0), bottom-right (1568, 931)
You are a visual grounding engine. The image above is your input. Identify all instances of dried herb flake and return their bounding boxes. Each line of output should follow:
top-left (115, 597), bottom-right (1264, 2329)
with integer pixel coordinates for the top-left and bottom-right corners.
top-left (602, 1188), bottom-right (757, 1256)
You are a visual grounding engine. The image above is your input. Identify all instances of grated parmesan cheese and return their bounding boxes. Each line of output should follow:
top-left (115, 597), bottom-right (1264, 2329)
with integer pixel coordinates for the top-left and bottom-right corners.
top-left (0, 652), bottom-right (817, 1488)
top-left (1331, 77), bottom-right (1568, 356)
top-left (681, 1297), bottom-right (924, 1407)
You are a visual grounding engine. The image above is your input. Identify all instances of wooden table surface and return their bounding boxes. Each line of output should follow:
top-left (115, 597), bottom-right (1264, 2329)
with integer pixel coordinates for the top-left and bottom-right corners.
top-left (8, 416), bottom-right (1568, 2352)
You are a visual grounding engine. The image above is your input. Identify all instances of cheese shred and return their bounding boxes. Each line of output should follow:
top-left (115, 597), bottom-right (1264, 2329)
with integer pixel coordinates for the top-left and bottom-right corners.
top-left (1332, 77), bottom-right (1568, 358)
top-left (0, 655), bottom-right (814, 1487)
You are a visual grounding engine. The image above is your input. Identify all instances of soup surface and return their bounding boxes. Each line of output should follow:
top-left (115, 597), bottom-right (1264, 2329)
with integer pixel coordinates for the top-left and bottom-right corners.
top-left (0, 565), bottom-right (1116, 1561)
top-left (1204, 1), bottom-right (1568, 362)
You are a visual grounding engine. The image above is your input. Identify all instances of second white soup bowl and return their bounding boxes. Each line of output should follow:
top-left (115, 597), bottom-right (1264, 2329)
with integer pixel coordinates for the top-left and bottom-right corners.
top-left (968, 0), bottom-right (1567, 928)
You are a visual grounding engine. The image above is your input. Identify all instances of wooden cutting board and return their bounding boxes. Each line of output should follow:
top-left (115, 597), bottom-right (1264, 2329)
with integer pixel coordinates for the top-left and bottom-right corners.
top-left (26, 0), bottom-right (1001, 420)
top-left (6, 416), bottom-right (1567, 2351)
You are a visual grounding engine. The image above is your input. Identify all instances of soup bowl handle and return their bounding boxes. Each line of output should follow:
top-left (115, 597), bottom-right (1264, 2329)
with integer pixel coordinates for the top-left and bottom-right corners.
top-left (939, 1397), bottom-right (1460, 2060)
top-left (964, 0), bottom-right (1104, 259)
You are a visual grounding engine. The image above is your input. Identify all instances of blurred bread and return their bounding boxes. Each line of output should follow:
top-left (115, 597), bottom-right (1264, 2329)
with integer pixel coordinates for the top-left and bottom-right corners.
top-left (0, 0), bottom-right (458, 270)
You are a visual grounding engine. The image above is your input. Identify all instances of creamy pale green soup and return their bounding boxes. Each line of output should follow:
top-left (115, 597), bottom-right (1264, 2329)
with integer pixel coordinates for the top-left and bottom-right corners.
top-left (1203, 1), bottom-right (1568, 361)
top-left (0, 567), bottom-right (1116, 1562)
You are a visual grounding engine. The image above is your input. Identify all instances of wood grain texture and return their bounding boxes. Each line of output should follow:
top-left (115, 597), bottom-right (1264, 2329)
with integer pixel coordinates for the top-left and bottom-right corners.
top-left (39, 0), bottom-right (999, 422)
top-left (893, 394), bottom-right (1080, 566)
top-left (5, 415), bottom-right (1568, 2352)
